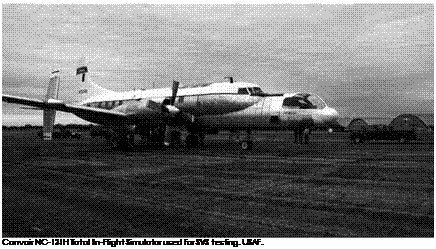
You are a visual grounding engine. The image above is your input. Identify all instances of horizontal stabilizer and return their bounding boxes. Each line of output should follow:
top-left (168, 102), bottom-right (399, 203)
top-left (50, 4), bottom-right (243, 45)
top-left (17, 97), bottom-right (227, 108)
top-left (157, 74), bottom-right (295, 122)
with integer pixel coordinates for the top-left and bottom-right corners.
top-left (3, 94), bottom-right (128, 123)
top-left (20, 107), bottom-right (43, 110)
top-left (3, 94), bottom-right (45, 108)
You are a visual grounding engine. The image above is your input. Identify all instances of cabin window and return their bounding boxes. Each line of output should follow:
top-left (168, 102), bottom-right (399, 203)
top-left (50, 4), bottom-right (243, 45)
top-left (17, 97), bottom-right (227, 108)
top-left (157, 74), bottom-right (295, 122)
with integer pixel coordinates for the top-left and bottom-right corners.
top-left (112, 101), bottom-right (116, 107)
top-left (119, 100), bottom-right (123, 106)
top-left (238, 88), bottom-right (249, 94)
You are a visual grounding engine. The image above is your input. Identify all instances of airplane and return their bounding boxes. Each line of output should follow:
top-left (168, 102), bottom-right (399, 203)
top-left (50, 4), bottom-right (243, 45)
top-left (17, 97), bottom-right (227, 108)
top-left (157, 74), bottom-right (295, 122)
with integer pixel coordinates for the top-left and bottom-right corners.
top-left (2, 67), bottom-right (340, 150)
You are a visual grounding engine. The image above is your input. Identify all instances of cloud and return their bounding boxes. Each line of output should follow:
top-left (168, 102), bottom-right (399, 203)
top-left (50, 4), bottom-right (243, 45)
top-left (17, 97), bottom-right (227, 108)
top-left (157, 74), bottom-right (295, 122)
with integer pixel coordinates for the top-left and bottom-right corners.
top-left (2, 4), bottom-right (434, 124)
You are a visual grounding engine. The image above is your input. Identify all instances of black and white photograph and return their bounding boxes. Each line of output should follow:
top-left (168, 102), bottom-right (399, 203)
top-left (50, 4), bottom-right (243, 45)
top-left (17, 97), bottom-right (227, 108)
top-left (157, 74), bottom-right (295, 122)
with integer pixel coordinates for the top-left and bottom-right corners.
top-left (2, 2), bottom-right (434, 239)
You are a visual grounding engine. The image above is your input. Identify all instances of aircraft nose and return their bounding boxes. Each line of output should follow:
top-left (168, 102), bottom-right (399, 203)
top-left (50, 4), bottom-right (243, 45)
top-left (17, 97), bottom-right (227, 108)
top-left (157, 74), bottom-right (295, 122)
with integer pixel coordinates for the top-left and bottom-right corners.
top-left (323, 107), bottom-right (339, 124)
top-left (325, 107), bottom-right (340, 133)
top-left (330, 108), bottom-right (339, 121)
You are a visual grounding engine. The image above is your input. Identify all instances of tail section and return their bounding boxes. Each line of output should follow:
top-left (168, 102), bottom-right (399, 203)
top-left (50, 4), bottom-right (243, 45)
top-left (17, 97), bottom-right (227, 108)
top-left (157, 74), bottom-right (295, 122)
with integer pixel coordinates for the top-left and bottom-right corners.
top-left (42, 71), bottom-right (61, 140)
top-left (73, 66), bottom-right (115, 104)
top-left (41, 66), bottom-right (115, 140)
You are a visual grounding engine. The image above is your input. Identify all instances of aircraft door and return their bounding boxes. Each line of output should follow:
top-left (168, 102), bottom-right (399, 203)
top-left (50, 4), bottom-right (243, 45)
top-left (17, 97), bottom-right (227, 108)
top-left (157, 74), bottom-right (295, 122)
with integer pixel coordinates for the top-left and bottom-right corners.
top-left (247, 97), bottom-right (265, 126)
top-left (265, 97), bottom-right (285, 128)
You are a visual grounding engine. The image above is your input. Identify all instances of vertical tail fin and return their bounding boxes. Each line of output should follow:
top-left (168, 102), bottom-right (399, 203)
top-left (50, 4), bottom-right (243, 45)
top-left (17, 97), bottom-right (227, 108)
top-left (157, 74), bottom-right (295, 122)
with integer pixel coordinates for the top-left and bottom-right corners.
top-left (73, 66), bottom-right (115, 104)
top-left (42, 71), bottom-right (60, 140)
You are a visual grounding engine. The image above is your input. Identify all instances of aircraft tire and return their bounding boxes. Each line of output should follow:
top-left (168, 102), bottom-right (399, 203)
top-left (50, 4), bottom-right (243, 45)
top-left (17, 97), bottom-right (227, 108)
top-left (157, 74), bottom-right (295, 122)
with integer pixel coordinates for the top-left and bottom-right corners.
top-left (186, 133), bottom-right (204, 148)
top-left (353, 137), bottom-right (363, 144)
top-left (241, 141), bottom-right (253, 150)
top-left (170, 131), bottom-right (181, 147)
top-left (186, 134), bottom-right (197, 148)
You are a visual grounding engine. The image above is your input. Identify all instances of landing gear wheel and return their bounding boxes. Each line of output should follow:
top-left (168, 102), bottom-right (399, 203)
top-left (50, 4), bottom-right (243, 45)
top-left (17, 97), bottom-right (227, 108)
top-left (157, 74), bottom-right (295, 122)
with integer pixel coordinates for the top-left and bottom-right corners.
top-left (241, 141), bottom-right (253, 150)
top-left (354, 137), bottom-right (361, 144)
top-left (111, 134), bottom-right (134, 151)
top-left (169, 131), bottom-right (181, 147)
top-left (186, 133), bottom-right (204, 148)
top-left (186, 134), bottom-right (195, 147)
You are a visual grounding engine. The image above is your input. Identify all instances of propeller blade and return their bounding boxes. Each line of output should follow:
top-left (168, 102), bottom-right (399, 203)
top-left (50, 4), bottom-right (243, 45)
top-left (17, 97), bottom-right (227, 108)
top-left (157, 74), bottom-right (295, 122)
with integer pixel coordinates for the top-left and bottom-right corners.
top-left (163, 124), bottom-right (171, 147)
top-left (170, 80), bottom-right (179, 105)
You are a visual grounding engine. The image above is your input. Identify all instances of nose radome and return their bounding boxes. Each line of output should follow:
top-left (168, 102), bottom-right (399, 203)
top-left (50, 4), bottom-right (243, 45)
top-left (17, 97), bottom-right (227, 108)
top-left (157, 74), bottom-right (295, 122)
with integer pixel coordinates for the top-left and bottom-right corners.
top-left (324, 107), bottom-right (339, 122)
top-left (331, 108), bottom-right (339, 120)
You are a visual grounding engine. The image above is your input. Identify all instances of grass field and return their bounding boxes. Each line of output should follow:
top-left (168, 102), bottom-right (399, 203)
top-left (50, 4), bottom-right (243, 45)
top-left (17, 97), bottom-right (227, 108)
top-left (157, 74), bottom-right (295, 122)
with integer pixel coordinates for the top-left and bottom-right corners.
top-left (2, 130), bottom-right (434, 237)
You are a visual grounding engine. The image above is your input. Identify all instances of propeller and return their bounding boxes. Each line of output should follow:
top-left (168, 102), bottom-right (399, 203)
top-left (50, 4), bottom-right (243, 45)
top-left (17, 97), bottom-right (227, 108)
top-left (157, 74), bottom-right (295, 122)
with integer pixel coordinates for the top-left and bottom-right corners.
top-left (146, 80), bottom-right (180, 114)
top-left (164, 80), bottom-right (181, 147)
top-left (145, 80), bottom-right (194, 147)
top-left (170, 80), bottom-right (179, 105)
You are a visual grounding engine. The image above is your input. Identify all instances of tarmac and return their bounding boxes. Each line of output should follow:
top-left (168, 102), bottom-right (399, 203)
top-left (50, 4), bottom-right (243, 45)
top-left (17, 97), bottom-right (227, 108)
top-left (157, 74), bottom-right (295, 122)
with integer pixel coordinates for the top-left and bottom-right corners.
top-left (2, 131), bottom-right (434, 237)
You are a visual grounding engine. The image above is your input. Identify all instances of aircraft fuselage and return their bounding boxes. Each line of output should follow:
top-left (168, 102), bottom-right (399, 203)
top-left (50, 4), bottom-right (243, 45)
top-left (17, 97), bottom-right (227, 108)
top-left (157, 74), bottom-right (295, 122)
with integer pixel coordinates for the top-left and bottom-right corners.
top-left (75, 82), bottom-right (339, 131)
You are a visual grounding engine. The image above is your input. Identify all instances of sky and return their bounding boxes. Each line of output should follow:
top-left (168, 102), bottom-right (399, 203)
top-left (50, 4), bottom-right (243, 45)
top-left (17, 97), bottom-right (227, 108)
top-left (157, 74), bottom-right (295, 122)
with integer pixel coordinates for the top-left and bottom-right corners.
top-left (2, 3), bottom-right (434, 125)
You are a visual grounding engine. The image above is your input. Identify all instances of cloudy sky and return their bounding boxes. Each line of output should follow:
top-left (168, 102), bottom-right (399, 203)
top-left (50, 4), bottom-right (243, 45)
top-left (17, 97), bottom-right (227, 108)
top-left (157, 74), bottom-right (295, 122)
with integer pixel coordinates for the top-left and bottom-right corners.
top-left (2, 3), bottom-right (434, 125)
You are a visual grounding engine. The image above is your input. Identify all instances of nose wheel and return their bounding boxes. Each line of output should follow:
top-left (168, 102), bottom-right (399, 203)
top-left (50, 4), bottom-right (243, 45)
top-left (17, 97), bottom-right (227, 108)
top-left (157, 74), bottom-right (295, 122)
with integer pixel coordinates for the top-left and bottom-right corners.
top-left (240, 141), bottom-right (253, 150)
top-left (239, 130), bottom-right (253, 150)
top-left (186, 132), bottom-right (205, 148)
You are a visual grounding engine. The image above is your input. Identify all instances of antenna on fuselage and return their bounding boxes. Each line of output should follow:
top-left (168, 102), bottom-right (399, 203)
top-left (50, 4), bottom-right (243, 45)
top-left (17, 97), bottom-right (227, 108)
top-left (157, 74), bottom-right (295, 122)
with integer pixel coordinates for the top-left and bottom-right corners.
top-left (224, 77), bottom-right (234, 83)
top-left (76, 66), bottom-right (88, 82)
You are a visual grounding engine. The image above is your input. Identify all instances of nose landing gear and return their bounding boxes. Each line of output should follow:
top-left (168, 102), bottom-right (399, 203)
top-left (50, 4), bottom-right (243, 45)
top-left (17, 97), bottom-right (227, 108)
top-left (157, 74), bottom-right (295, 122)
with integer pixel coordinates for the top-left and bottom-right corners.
top-left (240, 140), bottom-right (253, 150)
top-left (237, 130), bottom-right (253, 150)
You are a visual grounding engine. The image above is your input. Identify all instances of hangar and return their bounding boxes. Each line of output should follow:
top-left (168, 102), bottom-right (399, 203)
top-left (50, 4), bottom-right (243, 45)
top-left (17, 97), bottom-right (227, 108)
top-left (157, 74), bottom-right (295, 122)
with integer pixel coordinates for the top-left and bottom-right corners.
top-left (347, 114), bottom-right (432, 143)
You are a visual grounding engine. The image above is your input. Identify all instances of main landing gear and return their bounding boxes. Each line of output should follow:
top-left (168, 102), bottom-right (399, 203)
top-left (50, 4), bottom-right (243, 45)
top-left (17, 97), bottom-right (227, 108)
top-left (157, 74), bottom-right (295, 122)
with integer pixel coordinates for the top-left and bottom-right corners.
top-left (108, 129), bottom-right (135, 150)
top-left (230, 130), bottom-right (253, 150)
top-left (186, 132), bottom-right (205, 148)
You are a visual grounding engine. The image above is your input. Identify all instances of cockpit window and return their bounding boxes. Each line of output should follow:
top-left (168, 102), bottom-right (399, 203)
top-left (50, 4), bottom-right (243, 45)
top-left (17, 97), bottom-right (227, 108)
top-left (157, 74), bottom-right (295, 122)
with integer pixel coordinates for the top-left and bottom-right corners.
top-left (252, 87), bottom-right (264, 95)
top-left (283, 97), bottom-right (305, 109)
top-left (282, 94), bottom-right (326, 109)
top-left (248, 88), bottom-right (254, 95)
top-left (238, 88), bottom-right (249, 94)
top-left (306, 94), bottom-right (326, 109)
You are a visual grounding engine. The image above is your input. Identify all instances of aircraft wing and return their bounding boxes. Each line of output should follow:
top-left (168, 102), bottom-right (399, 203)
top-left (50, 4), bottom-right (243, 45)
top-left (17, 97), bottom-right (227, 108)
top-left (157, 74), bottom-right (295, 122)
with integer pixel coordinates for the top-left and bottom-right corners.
top-left (2, 94), bottom-right (128, 123)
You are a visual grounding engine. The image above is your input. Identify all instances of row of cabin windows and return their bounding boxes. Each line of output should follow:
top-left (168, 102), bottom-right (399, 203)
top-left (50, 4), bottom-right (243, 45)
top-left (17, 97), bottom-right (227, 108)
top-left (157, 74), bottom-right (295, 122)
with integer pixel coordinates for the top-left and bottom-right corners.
top-left (85, 88), bottom-right (267, 108)
top-left (86, 100), bottom-right (124, 109)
